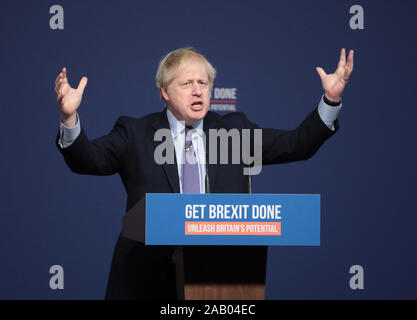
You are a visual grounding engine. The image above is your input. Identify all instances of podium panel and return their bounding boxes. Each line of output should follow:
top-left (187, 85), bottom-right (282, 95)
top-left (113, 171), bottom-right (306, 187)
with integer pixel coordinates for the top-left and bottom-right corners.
top-left (122, 193), bottom-right (321, 299)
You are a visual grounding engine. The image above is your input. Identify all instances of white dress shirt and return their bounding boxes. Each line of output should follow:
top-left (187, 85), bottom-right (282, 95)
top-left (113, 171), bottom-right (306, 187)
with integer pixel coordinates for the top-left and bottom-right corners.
top-left (166, 108), bottom-right (206, 194)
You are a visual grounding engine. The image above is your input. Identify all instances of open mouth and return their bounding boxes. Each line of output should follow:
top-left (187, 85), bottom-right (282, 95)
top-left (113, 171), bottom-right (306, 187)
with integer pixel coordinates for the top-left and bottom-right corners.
top-left (191, 101), bottom-right (204, 110)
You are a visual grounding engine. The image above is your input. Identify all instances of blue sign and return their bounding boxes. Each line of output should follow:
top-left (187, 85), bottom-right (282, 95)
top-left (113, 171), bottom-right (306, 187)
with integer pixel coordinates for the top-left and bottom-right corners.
top-left (145, 194), bottom-right (320, 246)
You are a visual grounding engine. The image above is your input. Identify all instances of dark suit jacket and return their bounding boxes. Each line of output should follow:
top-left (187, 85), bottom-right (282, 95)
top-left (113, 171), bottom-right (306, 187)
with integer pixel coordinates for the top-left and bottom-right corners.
top-left (57, 107), bottom-right (338, 299)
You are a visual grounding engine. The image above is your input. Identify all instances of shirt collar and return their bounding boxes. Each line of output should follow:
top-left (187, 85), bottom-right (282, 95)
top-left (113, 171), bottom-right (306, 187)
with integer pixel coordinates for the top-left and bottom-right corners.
top-left (166, 107), bottom-right (204, 139)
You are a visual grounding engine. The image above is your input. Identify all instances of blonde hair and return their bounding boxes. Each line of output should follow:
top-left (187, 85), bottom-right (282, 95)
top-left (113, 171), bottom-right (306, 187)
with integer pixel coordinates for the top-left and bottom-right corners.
top-left (156, 47), bottom-right (216, 100)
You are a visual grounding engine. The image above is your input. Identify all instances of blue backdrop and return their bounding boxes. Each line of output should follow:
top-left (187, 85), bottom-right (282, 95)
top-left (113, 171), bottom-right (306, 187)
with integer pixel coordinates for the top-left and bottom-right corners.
top-left (1, 0), bottom-right (416, 299)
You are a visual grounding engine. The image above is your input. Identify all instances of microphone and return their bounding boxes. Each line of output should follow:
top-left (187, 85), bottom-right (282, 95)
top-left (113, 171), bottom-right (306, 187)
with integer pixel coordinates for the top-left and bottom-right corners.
top-left (205, 162), bottom-right (210, 194)
top-left (248, 167), bottom-right (252, 194)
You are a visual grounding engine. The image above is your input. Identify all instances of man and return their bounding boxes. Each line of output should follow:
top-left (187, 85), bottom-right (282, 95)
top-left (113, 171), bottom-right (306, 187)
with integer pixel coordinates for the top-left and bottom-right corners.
top-left (55, 47), bottom-right (354, 299)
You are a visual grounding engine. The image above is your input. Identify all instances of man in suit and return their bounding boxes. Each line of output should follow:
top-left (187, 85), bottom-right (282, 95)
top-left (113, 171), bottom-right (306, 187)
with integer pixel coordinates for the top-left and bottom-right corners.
top-left (55, 47), bottom-right (354, 299)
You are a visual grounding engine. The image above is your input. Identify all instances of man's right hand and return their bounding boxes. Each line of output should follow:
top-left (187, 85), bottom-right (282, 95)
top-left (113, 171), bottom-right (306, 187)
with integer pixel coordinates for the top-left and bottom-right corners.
top-left (55, 67), bottom-right (88, 128)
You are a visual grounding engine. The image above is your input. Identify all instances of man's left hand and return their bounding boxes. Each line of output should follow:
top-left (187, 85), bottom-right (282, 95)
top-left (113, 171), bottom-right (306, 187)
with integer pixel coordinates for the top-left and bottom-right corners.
top-left (316, 48), bottom-right (354, 103)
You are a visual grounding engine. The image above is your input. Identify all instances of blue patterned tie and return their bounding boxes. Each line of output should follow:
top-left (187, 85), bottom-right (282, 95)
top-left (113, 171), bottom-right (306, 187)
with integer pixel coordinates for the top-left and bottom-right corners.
top-left (182, 126), bottom-right (200, 193)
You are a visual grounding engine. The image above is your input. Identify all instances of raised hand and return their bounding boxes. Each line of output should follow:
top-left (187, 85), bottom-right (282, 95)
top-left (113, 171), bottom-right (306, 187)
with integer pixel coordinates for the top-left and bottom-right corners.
top-left (316, 48), bottom-right (354, 103)
top-left (55, 67), bottom-right (88, 127)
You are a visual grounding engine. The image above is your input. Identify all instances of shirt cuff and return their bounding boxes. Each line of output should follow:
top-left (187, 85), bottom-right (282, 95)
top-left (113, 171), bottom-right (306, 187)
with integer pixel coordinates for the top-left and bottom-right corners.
top-left (318, 95), bottom-right (342, 131)
top-left (58, 113), bottom-right (81, 148)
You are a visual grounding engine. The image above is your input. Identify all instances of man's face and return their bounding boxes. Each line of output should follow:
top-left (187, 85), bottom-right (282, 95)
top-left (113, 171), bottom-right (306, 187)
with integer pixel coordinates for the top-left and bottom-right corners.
top-left (161, 57), bottom-right (211, 125)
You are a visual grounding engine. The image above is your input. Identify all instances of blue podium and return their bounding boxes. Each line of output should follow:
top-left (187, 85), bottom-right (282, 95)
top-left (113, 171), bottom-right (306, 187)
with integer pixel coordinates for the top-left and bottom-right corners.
top-left (122, 193), bottom-right (320, 299)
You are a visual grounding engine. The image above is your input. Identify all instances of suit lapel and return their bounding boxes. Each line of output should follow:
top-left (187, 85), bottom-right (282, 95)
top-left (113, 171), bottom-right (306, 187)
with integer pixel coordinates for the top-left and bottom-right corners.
top-left (203, 112), bottom-right (218, 193)
top-left (151, 110), bottom-right (219, 194)
top-left (152, 110), bottom-right (180, 193)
